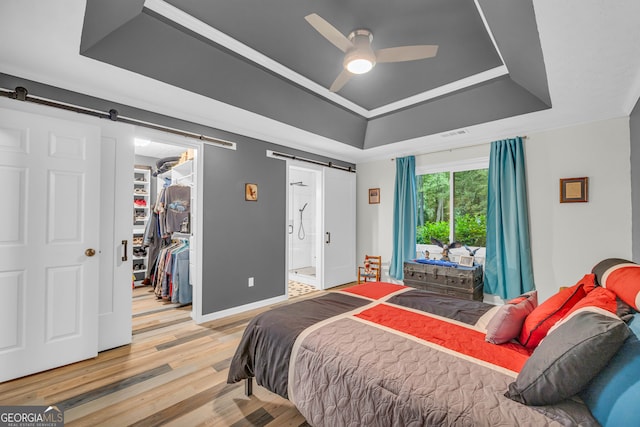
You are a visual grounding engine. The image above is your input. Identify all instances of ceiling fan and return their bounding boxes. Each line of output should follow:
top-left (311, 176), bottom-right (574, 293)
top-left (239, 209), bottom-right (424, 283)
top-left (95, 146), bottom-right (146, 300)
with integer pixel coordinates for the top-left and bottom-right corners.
top-left (305, 13), bottom-right (439, 92)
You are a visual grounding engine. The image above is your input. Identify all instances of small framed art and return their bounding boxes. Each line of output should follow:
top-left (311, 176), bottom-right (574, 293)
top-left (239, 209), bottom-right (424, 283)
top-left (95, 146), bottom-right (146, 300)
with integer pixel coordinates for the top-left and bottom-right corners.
top-left (560, 177), bottom-right (588, 203)
top-left (369, 188), bottom-right (380, 204)
top-left (245, 183), bottom-right (258, 201)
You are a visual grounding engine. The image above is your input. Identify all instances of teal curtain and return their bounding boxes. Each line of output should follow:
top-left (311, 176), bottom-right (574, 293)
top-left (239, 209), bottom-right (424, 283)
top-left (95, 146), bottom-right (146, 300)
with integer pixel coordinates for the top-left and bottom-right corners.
top-left (484, 137), bottom-right (535, 299)
top-left (390, 156), bottom-right (417, 280)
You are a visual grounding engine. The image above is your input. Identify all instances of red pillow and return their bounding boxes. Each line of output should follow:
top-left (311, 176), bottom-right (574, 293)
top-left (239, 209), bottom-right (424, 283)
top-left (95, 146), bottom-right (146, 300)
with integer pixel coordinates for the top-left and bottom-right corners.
top-left (565, 286), bottom-right (617, 316)
top-left (546, 286), bottom-right (619, 337)
top-left (519, 282), bottom-right (587, 348)
top-left (581, 273), bottom-right (598, 294)
top-left (600, 263), bottom-right (640, 310)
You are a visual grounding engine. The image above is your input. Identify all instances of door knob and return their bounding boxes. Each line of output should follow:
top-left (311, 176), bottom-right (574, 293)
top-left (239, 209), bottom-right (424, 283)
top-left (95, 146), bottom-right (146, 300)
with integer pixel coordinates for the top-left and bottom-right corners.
top-left (85, 248), bottom-right (96, 257)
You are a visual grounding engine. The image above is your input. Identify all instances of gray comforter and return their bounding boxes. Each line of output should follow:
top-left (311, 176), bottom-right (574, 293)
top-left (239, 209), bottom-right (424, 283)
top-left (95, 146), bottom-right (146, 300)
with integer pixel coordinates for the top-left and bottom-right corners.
top-left (228, 286), bottom-right (598, 426)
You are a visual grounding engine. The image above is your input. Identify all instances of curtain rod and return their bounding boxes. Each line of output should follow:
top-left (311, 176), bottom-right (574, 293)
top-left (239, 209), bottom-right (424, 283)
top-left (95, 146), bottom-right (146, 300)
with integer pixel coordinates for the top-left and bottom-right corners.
top-left (269, 150), bottom-right (356, 173)
top-left (390, 135), bottom-right (529, 161)
top-left (0, 86), bottom-right (235, 149)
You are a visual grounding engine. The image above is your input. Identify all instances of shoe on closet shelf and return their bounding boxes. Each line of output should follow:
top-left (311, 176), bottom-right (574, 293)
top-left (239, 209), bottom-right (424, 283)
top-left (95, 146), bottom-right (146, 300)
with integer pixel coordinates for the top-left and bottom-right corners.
top-left (134, 199), bottom-right (147, 207)
top-left (134, 188), bottom-right (148, 195)
top-left (133, 248), bottom-right (147, 257)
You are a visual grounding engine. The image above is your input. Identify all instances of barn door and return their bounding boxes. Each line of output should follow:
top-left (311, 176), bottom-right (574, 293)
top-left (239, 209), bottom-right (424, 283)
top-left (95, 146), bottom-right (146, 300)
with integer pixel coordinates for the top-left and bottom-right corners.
top-left (0, 107), bottom-right (100, 382)
top-left (322, 167), bottom-right (356, 288)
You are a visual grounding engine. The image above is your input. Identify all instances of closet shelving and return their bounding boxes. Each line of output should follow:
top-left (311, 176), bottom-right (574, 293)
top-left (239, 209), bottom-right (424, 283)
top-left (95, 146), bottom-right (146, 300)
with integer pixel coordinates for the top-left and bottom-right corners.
top-left (133, 166), bottom-right (151, 286)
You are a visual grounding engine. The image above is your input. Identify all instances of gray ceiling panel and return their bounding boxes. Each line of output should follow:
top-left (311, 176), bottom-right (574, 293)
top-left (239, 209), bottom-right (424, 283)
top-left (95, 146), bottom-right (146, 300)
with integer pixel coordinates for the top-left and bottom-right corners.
top-left (78, 0), bottom-right (550, 150)
top-left (80, 0), bottom-right (145, 53)
top-left (364, 76), bottom-right (550, 148)
top-left (479, 0), bottom-right (551, 106)
top-left (164, 0), bottom-right (503, 108)
top-left (82, 10), bottom-right (368, 148)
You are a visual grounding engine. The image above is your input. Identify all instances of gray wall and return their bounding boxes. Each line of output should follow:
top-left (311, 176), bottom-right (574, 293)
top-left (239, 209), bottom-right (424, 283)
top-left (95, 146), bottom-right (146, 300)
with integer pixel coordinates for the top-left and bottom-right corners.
top-left (631, 99), bottom-right (640, 261)
top-left (200, 135), bottom-right (357, 315)
top-left (202, 139), bottom-right (286, 313)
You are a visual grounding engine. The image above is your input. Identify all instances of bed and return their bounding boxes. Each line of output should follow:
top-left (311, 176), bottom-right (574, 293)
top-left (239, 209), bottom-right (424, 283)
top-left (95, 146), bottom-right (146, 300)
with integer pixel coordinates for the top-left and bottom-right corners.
top-left (228, 267), bottom-right (640, 427)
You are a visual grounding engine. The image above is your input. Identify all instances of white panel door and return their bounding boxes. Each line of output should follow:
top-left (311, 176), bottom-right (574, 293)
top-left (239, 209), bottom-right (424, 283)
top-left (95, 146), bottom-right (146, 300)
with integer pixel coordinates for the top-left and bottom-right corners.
top-left (322, 167), bottom-right (356, 288)
top-left (98, 122), bottom-right (135, 351)
top-left (0, 107), bottom-right (100, 382)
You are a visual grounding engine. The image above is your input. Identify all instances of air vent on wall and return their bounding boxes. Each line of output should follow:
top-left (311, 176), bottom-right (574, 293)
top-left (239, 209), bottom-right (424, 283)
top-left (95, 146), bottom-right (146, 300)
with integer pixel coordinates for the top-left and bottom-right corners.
top-left (440, 128), bottom-right (470, 138)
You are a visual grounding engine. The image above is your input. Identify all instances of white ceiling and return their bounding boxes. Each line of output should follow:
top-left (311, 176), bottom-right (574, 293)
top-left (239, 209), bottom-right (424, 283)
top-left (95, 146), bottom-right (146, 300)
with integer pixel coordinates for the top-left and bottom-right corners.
top-left (1, 0), bottom-right (639, 164)
top-left (135, 140), bottom-right (186, 159)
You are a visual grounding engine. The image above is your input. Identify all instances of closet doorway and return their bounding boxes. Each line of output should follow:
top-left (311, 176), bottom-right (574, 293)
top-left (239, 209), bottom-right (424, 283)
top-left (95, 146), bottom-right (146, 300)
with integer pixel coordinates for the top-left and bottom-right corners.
top-left (133, 134), bottom-right (200, 319)
top-left (288, 165), bottom-right (321, 295)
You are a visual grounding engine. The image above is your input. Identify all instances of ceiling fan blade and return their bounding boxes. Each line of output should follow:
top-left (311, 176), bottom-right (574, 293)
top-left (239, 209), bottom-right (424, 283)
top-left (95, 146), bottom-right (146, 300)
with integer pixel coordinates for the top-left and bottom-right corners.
top-left (329, 69), bottom-right (352, 92)
top-left (375, 45), bottom-right (439, 63)
top-left (305, 13), bottom-right (353, 52)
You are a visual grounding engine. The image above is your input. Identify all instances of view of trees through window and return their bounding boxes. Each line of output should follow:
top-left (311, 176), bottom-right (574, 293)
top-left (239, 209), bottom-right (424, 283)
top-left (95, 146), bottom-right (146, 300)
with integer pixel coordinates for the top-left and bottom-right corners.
top-left (416, 169), bottom-right (488, 247)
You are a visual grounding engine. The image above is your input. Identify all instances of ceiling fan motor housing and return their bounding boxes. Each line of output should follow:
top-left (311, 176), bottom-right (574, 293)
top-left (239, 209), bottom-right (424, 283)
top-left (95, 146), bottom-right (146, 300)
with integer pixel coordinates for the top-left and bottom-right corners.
top-left (344, 29), bottom-right (376, 73)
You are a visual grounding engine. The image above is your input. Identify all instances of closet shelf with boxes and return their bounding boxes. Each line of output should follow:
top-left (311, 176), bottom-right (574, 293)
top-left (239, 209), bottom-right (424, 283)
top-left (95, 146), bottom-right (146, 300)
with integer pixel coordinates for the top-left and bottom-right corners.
top-left (132, 166), bottom-right (151, 286)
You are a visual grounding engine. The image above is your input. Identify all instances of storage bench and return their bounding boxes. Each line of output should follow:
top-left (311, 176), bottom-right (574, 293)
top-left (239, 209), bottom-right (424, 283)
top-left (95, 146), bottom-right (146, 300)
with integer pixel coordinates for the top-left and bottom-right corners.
top-left (403, 261), bottom-right (484, 301)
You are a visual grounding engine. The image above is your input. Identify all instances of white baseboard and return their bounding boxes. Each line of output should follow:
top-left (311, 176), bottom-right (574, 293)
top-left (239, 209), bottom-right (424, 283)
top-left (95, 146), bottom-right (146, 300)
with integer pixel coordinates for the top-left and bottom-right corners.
top-left (193, 294), bottom-right (288, 324)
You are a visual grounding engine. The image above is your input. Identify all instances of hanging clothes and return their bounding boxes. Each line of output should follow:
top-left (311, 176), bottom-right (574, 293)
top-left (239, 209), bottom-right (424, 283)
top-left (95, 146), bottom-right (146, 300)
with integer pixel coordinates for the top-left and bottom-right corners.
top-left (142, 208), bottom-right (161, 283)
top-left (142, 177), bottom-right (173, 283)
top-left (152, 239), bottom-right (191, 304)
top-left (144, 173), bottom-right (192, 305)
top-left (171, 243), bottom-right (191, 304)
top-left (164, 184), bottom-right (191, 234)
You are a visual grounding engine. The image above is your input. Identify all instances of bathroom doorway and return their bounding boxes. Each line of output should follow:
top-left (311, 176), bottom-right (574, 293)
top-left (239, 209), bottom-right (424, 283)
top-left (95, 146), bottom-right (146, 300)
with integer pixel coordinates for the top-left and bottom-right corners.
top-left (288, 166), bottom-right (321, 290)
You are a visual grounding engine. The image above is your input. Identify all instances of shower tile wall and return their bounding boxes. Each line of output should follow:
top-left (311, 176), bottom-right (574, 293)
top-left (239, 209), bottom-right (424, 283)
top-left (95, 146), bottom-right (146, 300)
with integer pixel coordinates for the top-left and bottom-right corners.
top-left (290, 169), bottom-right (316, 274)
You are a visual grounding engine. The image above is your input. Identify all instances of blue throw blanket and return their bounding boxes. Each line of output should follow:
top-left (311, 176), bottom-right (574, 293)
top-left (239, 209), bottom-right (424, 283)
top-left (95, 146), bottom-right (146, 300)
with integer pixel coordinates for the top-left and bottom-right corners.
top-left (413, 259), bottom-right (459, 268)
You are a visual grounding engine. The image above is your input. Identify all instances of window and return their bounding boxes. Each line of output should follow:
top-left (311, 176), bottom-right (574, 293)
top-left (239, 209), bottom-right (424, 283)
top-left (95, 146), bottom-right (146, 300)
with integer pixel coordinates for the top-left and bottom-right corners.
top-left (416, 161), bottom-right (488, 252)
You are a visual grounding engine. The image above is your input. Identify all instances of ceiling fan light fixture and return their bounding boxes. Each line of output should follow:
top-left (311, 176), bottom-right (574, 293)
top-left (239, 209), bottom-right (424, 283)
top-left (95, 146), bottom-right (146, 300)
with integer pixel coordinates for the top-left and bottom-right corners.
top-left (346, 58), bottom-right (374, 74)
top-left (304, 14), bottom-right (438, 92)
top-left (344, 44), bottom-right (376, 75)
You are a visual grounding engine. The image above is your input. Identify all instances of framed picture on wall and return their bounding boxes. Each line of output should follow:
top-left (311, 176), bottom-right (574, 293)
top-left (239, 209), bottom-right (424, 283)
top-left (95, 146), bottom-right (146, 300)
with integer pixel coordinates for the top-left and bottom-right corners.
top-left (560, 177), bottom-right (588, 203)
top-left (459, 255), bottom-right (474, 267)
top-left (245, 183), bottom-right (258, 201)
top-left (369, 188), bottom-right (380, 204)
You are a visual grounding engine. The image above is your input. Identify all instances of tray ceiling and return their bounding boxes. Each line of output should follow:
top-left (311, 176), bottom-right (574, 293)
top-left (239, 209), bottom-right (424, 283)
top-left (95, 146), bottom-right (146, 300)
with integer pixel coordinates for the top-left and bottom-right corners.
top-left (79, 0), bottom-right (550, 150)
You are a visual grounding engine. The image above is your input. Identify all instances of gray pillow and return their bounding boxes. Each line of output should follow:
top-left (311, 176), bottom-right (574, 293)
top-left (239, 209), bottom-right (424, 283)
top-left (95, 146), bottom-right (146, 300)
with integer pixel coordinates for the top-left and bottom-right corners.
top-left (505, 310), bottom-right (629, 406)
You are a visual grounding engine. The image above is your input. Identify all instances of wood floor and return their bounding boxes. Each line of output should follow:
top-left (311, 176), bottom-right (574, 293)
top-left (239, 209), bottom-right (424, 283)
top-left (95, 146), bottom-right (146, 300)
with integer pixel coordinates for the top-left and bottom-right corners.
top-left (0, 284), bottom-right (336, 426)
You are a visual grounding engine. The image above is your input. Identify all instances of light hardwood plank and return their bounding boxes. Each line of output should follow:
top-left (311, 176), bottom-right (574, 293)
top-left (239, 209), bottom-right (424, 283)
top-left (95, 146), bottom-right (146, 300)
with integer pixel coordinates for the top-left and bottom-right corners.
top-left (0, 282), bottom-right (345, 426)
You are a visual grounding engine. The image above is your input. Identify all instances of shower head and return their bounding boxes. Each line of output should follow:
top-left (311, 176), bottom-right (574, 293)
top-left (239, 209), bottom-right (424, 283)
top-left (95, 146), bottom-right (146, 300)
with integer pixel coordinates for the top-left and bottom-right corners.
top-left (290, 181), bottom-right (308, 186)
top-left (299, 202), bottom-right (308, 212)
